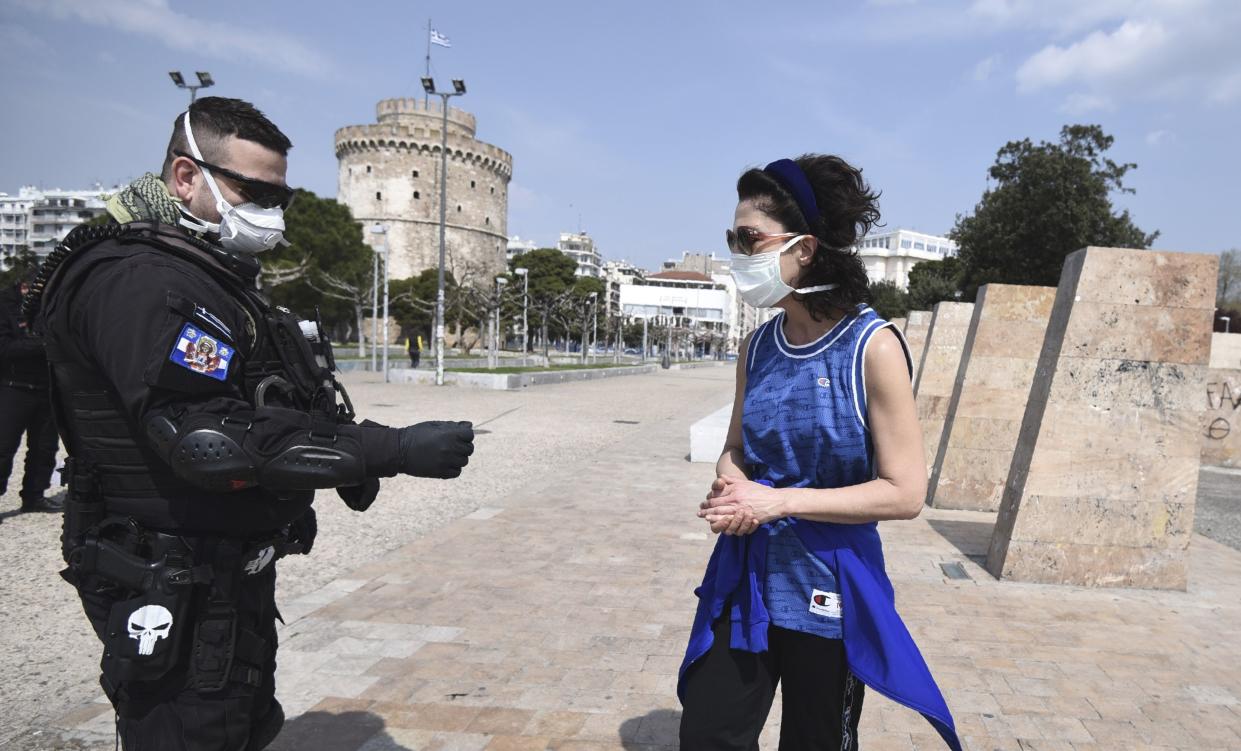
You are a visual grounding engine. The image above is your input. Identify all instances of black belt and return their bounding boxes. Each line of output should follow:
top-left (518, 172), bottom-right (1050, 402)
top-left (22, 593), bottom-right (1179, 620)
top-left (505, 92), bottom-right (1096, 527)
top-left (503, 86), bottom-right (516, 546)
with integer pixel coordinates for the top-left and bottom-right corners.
top-left (1, 379), bottom-right (45, 392)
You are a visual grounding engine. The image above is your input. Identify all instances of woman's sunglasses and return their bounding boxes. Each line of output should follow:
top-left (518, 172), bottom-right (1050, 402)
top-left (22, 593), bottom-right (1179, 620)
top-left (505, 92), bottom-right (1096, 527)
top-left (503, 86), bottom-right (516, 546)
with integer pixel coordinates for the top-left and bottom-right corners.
top-left (725, 226), bottom-right (801, 256)
top-left (174, 150), bottom-right (296, 210)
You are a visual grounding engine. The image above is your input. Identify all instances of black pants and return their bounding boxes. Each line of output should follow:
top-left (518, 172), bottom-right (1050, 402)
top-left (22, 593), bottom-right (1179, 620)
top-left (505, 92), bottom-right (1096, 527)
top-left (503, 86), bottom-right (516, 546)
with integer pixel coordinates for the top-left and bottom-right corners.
top-left (77, 554), bottom-right (284, 751)
top-left (0, 384), bottom-right (58, 504)
top-left (680, 617), bottom-right (864, 751)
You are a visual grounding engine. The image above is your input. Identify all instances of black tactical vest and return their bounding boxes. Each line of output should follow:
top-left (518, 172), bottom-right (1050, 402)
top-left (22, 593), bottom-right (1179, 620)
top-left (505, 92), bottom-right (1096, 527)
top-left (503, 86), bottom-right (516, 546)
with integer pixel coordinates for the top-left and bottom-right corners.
top-left (30, 222), bottom-right (346, 533)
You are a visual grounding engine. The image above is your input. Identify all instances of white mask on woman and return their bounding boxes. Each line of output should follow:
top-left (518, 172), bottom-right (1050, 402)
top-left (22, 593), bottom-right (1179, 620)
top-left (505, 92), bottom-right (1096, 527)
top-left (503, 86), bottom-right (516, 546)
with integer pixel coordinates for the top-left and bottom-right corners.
top-left (729, 235), bottom-right (837, 308)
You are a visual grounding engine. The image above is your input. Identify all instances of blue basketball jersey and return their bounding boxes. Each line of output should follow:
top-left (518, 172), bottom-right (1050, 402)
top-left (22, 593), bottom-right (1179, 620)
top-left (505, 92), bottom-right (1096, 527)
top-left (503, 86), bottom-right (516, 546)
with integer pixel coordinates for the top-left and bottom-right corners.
top-left (743, 305), bottom-right (911, 640)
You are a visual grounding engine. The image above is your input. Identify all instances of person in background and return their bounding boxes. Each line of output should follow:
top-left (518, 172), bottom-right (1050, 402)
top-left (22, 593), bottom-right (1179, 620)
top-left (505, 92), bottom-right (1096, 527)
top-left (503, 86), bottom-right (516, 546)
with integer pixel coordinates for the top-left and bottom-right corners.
top-left (0, 271), bottom-right (61, 513)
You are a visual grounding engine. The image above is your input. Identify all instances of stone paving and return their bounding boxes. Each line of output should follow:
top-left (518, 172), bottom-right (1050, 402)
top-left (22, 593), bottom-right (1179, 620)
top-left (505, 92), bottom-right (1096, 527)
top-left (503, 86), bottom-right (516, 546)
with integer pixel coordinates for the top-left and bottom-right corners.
top-left (19, 367), bottom-right (1241, 750)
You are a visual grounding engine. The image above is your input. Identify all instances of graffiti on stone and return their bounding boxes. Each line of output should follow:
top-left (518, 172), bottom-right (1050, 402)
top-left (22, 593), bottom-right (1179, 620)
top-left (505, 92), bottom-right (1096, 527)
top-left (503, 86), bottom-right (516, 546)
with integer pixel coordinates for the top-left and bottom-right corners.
top-left (1205, 381), bottom-right (1241, 441)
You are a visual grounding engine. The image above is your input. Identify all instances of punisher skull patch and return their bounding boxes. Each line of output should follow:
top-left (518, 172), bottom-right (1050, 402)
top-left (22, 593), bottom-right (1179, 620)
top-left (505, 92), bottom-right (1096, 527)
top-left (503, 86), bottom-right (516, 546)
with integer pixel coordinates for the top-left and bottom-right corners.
top-left (169, 322), bottom-right (234, 381)
top-left (128, 604), bottom-right (173, 656)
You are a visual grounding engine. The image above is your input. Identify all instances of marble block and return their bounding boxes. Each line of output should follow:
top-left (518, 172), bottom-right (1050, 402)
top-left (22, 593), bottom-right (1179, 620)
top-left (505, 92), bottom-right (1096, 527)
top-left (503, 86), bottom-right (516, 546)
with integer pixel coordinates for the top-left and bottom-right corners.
top-left (928, 285), bottom-right (1056, 511)
top-left (1202, 369), bottom-right (1241, 468)
top-left (913, 302), bottom-right (975, 472)
top-left (986, 247), bottom-right (1217, 590)
top-left (903, 311), bottom-right (932, 385)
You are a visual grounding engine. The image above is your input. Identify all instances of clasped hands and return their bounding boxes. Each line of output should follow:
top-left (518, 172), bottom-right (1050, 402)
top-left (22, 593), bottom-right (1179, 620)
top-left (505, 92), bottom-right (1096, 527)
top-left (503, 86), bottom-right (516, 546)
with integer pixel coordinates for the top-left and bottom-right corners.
top-left (699, 475), bottom-right (787, 535)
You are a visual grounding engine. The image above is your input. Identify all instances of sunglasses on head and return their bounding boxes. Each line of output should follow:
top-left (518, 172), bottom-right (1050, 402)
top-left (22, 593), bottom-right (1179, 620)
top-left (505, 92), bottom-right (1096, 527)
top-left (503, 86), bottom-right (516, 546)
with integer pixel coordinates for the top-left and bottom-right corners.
top-left (174, 150), bottom-right (296, 210)
top-left (726, 226), bottom-right (802, 256)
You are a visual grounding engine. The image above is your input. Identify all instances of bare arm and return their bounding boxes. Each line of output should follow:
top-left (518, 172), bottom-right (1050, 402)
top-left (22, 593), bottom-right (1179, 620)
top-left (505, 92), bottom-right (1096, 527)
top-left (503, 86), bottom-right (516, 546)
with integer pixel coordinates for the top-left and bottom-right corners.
top-left (702, 327), bottom-right (926, 527)
top-left (715, 331), bottom-right (752, 481)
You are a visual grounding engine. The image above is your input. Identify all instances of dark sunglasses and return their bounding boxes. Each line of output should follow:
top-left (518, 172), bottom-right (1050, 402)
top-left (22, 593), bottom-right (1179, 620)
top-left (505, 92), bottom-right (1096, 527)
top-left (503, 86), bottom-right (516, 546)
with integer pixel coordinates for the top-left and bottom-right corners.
top-left (174, 150), bottom-right (296, 210)
top-left (726, 226), bottom-right (801, 256)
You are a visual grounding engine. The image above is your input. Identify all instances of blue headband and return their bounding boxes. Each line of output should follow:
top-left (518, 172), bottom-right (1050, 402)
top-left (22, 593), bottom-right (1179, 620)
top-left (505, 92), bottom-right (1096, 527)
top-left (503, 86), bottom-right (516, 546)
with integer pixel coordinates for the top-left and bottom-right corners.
top-left (763, 158), bottom-right (819, 227)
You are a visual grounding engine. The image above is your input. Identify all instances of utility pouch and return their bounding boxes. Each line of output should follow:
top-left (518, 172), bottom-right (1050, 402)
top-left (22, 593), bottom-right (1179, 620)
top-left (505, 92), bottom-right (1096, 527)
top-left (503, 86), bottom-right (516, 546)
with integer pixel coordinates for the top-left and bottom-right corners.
top-left (100, 586), bottom-right (190, 693)
top-left (188, 601), bottom-right (239, 694)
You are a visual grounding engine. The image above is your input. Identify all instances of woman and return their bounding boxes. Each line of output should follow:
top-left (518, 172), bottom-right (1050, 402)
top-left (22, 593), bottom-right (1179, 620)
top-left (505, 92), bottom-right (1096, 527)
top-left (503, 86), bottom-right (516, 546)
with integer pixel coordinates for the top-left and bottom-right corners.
top-left (678, 156), bottom-right (960, 751)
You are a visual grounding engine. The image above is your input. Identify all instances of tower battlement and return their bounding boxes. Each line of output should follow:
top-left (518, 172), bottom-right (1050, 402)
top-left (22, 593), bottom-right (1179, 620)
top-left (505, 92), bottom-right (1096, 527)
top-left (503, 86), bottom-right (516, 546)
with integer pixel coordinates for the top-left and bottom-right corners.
top-left (336, 99), bottom-right (513, 280)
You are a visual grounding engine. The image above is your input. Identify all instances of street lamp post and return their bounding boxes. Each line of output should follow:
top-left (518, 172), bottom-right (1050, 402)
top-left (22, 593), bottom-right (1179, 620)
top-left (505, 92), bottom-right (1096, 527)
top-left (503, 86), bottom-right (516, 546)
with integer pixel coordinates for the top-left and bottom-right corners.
top-left (514, 267), bottom-right (529, 358)
top-left (591, 292), bottom-right (598, 360)
top-left (371, 250), bottom-right (379, 373)
top-left (371, 225), bottom-right (391, 382)
top-left (1223, 316), bottom-right (1232, 334)
top-left (169, 71), bottom-right (214, 104)
top-left (422, 76), bottom-right (466, 386)
top-left (491, 276), bottom-right (508, 369)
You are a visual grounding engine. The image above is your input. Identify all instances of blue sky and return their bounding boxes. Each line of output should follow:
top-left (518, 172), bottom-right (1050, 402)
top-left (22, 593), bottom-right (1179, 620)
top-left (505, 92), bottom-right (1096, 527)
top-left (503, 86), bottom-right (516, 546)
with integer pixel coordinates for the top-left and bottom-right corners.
top-left (2, 0), bottom-right (1238, 270)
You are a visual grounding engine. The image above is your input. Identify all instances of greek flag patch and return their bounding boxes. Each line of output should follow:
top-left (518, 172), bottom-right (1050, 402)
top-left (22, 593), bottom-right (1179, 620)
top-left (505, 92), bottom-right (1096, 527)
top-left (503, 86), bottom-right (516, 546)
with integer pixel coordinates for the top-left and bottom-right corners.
top-left (169, 323), bottom-right (233, 381)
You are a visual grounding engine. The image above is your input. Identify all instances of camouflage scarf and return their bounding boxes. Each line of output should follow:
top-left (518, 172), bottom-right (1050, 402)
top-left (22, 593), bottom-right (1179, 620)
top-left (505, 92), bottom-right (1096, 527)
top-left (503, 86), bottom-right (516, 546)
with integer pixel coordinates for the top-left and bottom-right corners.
top-left (106, 172), bottom-right (183, 225)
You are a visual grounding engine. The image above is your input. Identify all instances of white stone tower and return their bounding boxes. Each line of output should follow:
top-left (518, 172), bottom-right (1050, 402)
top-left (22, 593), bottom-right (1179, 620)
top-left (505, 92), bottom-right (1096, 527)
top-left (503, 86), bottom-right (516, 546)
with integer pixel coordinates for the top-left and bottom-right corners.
top-left (335, 98), bottom-right (513, 279)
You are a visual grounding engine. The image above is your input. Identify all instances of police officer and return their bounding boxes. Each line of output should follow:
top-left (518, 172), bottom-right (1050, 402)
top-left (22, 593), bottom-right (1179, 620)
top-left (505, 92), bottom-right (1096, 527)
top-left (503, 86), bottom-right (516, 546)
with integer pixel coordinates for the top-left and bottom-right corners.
top-left (28, 97), bottom-right (475, 750)
top-left (0, 272), bottom-right (61, 513)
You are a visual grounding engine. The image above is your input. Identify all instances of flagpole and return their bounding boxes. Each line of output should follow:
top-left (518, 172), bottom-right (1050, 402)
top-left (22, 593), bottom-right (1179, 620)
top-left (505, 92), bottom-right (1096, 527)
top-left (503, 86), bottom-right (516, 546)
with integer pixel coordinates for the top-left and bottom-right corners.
top-left (424, 18), bottom-right (431, 107)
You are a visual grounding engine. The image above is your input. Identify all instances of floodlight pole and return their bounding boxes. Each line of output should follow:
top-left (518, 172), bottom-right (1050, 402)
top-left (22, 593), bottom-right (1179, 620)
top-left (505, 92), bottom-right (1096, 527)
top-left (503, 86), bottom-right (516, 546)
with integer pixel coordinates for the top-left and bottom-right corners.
top-left (169, 71), bottom-right (214, 104)
top-left (423, 77), bottom-right (466, 386)
top-left (515, 268), bottom-right (529, 356)
top-left (371, 224), bottom-right (391, 382)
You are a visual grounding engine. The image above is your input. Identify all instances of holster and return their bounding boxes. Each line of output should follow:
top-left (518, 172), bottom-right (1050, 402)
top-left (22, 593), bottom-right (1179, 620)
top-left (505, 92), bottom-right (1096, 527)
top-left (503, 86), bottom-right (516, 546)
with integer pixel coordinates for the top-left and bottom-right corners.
top-left (60, 457), bottom-right (105, 569)
top-left (67, 512), bottom-right (291, 698)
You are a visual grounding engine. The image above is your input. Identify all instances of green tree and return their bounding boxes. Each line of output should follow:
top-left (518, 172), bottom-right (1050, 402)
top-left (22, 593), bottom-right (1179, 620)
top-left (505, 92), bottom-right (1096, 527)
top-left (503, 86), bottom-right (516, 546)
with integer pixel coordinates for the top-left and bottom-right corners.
top-left (952, 124), bottom-right (1159, 299)
top-left (511, 249), bottom-right (578, 357)
top-left (0, 245), bottom-right (39, 289)
top-left (261, 188), bottom-right (375, 352)
top-left (867, 279), bottom-right (909, 320)
top-left (907, 256), bottom-right (964, 310)
top-left (387, 268), bottom-right (440, 343)
top-left (552, 276), bottom-right (606, 362)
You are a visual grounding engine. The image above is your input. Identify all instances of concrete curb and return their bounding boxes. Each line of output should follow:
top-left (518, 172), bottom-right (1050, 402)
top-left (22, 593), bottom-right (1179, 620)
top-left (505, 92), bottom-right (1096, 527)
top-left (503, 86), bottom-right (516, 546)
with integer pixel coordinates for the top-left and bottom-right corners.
top-left (384, 361), bottom-right (727, 390)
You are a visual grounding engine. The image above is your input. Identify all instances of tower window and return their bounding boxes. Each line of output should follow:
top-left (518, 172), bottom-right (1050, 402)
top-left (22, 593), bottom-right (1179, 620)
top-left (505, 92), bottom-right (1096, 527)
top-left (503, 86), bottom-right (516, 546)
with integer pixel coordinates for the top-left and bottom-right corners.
top-left (490, 186), bottom-right (495, 194)
top-left (413, 191), bottom-right (420, 200)
top-left (366, 165), bottom-right (372, 173)
top-left (376, 191), bottom-right (382, 200)
top-left (457, 205), bottom-right (462, 212)
top-left (485, 217), bottom-right (490, 225)
top-left (412, 169), bottom-right (419, 178)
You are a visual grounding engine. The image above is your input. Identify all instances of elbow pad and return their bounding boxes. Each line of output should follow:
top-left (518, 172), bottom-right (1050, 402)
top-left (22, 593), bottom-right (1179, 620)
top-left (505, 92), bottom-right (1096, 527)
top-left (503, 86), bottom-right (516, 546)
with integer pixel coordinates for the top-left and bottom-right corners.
top-left (147, 415), bottom-right (257, 492)
top-left (257, 438), bottom-right (365, 490)
top-left (147, 414), bottom-right (367, 492)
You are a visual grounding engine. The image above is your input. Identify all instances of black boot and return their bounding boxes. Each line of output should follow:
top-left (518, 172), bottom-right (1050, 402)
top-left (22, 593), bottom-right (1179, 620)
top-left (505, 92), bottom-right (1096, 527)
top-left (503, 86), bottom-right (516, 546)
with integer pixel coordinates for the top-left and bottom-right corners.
top-left (20, 495), bottom-right (64, 513)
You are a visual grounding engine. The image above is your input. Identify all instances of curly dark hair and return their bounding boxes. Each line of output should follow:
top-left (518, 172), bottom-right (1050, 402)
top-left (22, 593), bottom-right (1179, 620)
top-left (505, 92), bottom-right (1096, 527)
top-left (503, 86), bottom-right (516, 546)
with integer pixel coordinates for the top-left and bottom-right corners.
top-left (736, 154), bottom-right (879, 321)
top-left (160, 97), bottom-right (293, 181)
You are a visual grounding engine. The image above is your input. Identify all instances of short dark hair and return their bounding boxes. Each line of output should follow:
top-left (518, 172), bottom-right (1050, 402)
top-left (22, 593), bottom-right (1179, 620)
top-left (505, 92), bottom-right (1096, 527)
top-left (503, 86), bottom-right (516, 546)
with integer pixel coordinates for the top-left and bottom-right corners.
top-left (737, 154), bottom-right (880, 322)
top-left (160, 96), bottom-right (293, 181)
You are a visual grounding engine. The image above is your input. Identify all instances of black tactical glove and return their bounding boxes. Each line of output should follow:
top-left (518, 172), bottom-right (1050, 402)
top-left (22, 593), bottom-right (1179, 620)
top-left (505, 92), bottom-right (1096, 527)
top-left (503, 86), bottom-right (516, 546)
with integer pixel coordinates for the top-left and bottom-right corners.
top-left (287, 507), bottom-right (318, 555)
top-left (337, 477), bottom-right (381, 512)
top-left (397, 421), bottom-right (475, 479)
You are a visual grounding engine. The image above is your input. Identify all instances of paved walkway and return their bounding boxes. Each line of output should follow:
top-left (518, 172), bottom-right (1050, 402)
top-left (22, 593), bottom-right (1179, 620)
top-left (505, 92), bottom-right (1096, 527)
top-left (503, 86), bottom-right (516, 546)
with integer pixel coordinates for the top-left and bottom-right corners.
top-left (33, 369), bottom-right (1241, 750)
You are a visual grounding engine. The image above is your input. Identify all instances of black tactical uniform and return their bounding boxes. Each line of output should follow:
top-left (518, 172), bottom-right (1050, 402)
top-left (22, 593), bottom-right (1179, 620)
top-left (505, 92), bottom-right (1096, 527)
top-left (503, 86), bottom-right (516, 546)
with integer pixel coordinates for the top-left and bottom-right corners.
top-left (0, 280), bottom-right (60, 511)
top-left (29, 220), bottom-right (473, 750)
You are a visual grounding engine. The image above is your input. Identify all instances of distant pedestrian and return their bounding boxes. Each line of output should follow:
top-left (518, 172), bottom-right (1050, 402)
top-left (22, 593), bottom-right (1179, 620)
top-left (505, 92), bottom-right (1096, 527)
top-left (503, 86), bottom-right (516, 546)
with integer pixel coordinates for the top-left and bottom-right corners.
top-left (408, 335), bottom-right (421, 368)
top-left (679, 155), bottom-right (961, 750)
top-left (0, 275), bottom-right (61, 513)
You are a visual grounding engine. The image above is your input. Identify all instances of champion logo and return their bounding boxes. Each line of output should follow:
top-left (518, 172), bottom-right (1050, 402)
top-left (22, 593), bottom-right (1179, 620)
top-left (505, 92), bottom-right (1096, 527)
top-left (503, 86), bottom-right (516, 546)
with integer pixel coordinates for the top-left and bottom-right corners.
top-left (809, 589), bottom-right (842, 618)
top-left (817, 377), bottom-right (831, 388)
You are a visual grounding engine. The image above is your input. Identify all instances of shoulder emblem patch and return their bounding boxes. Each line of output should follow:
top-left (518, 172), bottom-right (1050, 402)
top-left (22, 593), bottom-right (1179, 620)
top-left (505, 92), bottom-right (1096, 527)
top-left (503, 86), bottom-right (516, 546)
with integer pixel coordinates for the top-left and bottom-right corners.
top-left (169, 323), bottom-right (234, 381)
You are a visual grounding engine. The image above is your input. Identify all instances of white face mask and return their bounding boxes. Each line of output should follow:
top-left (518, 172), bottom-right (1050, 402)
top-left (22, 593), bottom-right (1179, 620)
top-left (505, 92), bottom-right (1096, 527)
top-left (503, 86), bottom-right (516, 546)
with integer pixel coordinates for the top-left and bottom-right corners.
top-left (178, 112), bottom-right (287, 254)
top-left (729, 235), bottom-right (837, 308)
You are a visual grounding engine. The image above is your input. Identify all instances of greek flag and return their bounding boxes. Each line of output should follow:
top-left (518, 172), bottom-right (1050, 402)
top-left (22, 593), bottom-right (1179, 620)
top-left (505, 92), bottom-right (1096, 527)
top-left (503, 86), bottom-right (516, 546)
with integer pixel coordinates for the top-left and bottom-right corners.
top-left (430, 29), bottom-right (452, 48)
